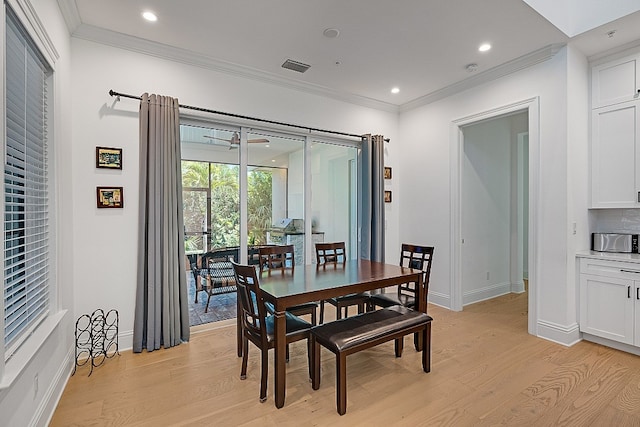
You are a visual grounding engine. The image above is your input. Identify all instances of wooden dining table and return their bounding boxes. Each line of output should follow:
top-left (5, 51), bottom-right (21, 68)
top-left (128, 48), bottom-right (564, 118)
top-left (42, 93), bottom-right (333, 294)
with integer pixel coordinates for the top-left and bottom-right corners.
top-left (248, 259), bottom-right (424, 409)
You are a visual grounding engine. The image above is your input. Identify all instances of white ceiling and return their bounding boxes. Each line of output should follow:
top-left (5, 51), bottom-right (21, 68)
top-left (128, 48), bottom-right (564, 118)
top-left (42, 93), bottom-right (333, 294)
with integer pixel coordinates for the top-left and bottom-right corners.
top-left (61, 0), bottom-right (640, 108)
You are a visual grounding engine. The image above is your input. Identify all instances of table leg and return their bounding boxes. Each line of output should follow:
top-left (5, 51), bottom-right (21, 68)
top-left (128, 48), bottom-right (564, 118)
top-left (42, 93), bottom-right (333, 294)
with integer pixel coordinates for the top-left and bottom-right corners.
top-left (274, 309), bottom-right (287, 408)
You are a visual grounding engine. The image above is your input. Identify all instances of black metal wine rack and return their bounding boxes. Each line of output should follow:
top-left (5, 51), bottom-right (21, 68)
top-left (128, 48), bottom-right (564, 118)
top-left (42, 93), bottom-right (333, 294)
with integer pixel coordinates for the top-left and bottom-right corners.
top-left (72, 309), bottom-right (119, 376)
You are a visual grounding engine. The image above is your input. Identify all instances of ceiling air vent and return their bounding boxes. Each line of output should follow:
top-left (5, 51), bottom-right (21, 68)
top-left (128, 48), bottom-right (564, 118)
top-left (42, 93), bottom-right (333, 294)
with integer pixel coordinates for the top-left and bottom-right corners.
top-left (281, 59), bottom-right (310, 73)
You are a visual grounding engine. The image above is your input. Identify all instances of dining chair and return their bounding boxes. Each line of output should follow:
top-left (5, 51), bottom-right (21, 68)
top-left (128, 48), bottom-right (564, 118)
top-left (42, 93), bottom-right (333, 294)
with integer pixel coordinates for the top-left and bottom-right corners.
top-left (370, 243), bottom-right (434, 311)
top-left (231, 261), bottom-right (313, 403)
top-left (198, 249), bottom-right (237, 313)
top-left (258, 245), bottom-right (319, 325)
top-left (317, 242), bottom-right (370, 324)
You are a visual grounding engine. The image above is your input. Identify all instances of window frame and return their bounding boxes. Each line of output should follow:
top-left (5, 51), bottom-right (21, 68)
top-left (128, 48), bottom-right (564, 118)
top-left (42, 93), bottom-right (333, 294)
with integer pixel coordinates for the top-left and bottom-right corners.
top-left (1, 0), bottom-right (59, 382)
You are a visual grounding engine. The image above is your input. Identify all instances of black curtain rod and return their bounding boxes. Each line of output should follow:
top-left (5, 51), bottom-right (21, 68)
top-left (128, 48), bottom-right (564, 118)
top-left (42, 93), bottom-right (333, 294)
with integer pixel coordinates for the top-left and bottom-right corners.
top-left (108, 90), bottom-right (389, 142)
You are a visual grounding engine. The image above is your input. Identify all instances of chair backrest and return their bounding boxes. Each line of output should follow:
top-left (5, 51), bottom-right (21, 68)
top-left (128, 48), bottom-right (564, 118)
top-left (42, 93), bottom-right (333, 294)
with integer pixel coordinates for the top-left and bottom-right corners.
top-left (201, 247), bottom-right (238, 266)
top-left (258, 244), bottom-right (295, 275)
top-left (316, 242), bottom-right (346, 266)
top-left (399, 243), bottom-right (435, 297)
top-left (232, 262), bottom-right (268, 343)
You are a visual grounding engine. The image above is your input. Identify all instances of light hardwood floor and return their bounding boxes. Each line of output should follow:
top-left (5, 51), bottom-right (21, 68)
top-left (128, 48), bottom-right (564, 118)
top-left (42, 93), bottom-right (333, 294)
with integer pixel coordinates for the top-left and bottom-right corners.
top-left (51, 292), bottom-right (640, 426)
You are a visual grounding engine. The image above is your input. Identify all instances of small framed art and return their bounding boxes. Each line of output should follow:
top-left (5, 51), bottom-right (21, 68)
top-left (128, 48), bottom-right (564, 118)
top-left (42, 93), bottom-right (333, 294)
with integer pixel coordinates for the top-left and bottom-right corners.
top-left (384, 167), bottom-right (392, 180)
top-left (96, 147), bottom-right (123, 169)
top-left (384, 190), bottom-right (392, 203)
top-left (97, 187), bottom-right (123, 208)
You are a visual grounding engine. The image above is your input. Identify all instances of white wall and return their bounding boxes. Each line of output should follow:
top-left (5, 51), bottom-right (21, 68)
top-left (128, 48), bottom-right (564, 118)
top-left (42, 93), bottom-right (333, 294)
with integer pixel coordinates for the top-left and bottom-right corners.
top-left (0, 1), bottom-right (74, 426)
top-left (461, 117), bottom-right (513, 304)
top-left (70, 38), bottom-right (399, 350)
top-left (398, 46), bottom-right (584, 344)
top-left (566, 43), bottom-right (591, 334)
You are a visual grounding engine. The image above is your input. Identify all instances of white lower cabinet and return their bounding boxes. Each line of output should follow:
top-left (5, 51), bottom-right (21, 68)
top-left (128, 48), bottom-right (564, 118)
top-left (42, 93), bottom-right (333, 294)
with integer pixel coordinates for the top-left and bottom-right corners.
top-left (579, 258), bottom-right (640, 346)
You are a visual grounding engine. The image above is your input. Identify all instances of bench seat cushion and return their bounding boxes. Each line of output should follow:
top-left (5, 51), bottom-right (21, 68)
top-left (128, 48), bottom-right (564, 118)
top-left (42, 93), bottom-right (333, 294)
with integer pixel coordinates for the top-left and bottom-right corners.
top-left (312, 305), bottom-right (432, 352)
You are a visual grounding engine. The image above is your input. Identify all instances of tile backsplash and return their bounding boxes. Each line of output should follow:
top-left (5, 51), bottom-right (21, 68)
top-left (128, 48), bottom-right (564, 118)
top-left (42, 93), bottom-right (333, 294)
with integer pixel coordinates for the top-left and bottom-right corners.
top-left (593, 209), bottom-right (640, 233)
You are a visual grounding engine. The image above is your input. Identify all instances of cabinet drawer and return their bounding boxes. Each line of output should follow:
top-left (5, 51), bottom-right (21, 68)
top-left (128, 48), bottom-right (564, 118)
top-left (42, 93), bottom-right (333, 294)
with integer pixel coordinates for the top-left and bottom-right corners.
top-left (580, 258), bottom-right (640, 279)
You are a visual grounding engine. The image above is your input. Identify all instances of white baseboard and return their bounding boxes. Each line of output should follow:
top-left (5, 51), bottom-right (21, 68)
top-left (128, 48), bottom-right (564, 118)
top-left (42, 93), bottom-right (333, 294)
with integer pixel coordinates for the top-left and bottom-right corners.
top-left (537, 320), bottom-right (581, 346)
top-left (36, 348), bottom-right (74, 427)
top-left (119, 329), bottom-right (134, 352)
top-left (511, 280), bottom-right (525, 293)
top-left (463, 282), bottom-right (511, 306)
top-left (428, 291), bottom-right (452, 310)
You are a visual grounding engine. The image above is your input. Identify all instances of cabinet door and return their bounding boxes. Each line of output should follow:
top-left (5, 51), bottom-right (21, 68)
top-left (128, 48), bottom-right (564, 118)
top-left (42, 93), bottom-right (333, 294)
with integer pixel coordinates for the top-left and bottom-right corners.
top-left (580, 274), bottom-right (634, 344)
top-left (591, 102), bottom-right (640, 208)
top-left (592, 55), bottom-right (639, 108)
top-left (635, 286), bottom-right (640, 346)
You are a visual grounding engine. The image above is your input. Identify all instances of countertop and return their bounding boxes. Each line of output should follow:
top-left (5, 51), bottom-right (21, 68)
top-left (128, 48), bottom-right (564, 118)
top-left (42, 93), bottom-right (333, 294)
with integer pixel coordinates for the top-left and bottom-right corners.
top-left (576, 250), bottom-right (640, 264)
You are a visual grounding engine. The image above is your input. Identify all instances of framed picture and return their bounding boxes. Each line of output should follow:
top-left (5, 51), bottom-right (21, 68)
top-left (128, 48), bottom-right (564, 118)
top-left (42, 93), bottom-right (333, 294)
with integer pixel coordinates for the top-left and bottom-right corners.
top-left (384, 190), bottom-right (392, 203)
top-left (97, 187), bottom-right (123, 208)
top-left (384, 167), bottom-right (392, 180)
top-left (96, 147), bottom-right (122, 169)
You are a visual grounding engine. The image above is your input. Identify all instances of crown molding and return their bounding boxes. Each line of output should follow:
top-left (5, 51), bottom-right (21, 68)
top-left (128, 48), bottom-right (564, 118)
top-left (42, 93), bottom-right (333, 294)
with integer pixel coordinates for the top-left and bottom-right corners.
top-left (399, 43), bottom-right (565, 113)
top-left (56, 0), bottom-right (82, 34)
top-left (7, 0), bottom-right (59, 64)
top-left (71, 24), bottom-right (400, 114)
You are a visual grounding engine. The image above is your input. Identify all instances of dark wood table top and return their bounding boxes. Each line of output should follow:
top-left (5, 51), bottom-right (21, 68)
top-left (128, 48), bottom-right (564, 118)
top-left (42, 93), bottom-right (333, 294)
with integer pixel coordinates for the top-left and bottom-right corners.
top-left (258, 259), bottom-right (421, 311)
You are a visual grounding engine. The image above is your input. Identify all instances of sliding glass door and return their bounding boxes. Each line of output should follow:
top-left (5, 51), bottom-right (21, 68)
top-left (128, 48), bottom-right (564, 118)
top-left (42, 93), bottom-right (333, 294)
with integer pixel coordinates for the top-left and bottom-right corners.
top-left (309, 140), bottom-right (359, 260)
top-left (182, 123), bottom-right (359, 262)
top-left (248, 131), bottom-right (305, 265)
top-left (181, 125), bottom-right (240, 254)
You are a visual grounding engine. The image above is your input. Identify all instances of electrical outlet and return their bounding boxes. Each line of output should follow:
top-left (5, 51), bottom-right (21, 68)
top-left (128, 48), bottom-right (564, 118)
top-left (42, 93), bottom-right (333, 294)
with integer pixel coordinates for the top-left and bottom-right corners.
top-left (34, 373), bottom-right (38, 399)
top-left (486, 272), bottom-right (490, 280)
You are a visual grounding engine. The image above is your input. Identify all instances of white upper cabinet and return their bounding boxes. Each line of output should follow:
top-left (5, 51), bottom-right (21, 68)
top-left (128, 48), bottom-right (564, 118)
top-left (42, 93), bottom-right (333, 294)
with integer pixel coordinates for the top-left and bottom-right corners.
top-left (592, 54), bottom-right (640, 109)
top-left (591, 102), bottom-right (640, 208)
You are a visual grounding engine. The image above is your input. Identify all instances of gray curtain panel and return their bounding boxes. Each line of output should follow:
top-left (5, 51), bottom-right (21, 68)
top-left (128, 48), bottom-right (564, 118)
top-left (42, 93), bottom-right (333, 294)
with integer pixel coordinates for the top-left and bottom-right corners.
top-left (359, 134), bottom-right (386, 262)
top-left (133, 93), bottom-right (190, 353)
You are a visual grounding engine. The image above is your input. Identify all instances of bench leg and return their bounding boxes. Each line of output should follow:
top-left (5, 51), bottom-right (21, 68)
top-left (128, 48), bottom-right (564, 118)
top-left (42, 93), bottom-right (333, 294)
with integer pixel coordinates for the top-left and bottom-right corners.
top-left (336, 353), bottom-right (347, 415)
top-left (311, 336), bottom-right (321, 390)
top-left (395, 336), bottom-right (404, 357)
top-left (422, 323), bottom-right (431, 373)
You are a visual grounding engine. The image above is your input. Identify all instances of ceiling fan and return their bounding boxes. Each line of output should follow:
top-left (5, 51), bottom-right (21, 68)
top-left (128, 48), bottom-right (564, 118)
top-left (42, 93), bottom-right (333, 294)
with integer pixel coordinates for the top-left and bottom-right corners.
top-left (203, 131), bottom-right (269, 149)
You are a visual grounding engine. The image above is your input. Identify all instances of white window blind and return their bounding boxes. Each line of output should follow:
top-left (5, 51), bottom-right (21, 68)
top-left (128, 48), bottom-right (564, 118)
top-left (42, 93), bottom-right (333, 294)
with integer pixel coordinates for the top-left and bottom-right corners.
top-left (4, 7), bottom-right (50, 356)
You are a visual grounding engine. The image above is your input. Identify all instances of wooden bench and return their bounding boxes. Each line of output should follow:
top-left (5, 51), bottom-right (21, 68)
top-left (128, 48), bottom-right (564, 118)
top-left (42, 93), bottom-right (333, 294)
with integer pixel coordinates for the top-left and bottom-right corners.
top-left (310, 305), bottom-right (432, 415)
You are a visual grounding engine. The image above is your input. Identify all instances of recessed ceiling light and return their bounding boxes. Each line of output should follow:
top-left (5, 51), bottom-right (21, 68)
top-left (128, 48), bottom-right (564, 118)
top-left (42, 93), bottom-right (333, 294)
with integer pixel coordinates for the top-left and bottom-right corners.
top-left (479, 43), bottom-right (491, 52)
top-left (391, 87), bottom-right (400, 94)
top-left (142, 11), bottom-right (157, 22)
top-left (323, 28), bottom-right (340, 38)
top-left (271, 159), bottom-right (276, 163)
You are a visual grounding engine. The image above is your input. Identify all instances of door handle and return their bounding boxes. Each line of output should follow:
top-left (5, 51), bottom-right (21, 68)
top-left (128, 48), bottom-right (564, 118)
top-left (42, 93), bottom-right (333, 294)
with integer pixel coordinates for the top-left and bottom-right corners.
top-left (637, 287), bottom-right (639, 300)
top-left (620, 269), bottom-right (640, 274)
top-left (629, 285), bottom-right (632, 299)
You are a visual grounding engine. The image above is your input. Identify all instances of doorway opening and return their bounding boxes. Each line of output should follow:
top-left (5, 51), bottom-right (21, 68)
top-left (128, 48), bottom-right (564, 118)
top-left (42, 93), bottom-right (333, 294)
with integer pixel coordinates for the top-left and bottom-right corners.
top-left (451, 97), bottom-right (540, 336)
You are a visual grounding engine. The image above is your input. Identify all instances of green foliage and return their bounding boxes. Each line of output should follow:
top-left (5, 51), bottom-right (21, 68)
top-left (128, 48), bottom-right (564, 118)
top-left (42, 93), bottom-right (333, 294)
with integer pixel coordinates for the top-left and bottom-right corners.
top-left (247, 169), bottom-right (273, 245)
top-left (182, 161), bottom-right (274, 250)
